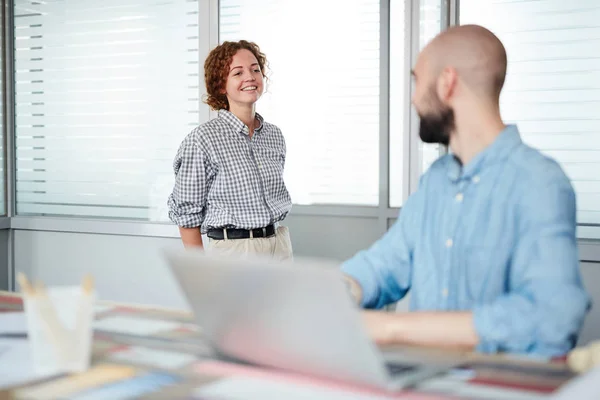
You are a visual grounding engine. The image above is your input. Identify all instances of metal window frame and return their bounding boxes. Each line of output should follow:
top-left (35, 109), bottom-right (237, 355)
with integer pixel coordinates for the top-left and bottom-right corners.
top-left (1, 0), bottom-right (598, 291)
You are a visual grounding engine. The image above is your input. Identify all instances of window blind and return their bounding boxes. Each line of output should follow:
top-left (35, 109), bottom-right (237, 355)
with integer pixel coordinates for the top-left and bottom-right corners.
top-left (220, 0), bottom-right (381, 206)
top-left (14, 0), bottom-right (202, 221)
top-left (460, 0), bottom-right (600, 238)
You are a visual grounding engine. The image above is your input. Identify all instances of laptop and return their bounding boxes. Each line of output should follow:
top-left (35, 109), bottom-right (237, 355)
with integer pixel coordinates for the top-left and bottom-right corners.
top-left (164, 249), bottom-right (454, 391)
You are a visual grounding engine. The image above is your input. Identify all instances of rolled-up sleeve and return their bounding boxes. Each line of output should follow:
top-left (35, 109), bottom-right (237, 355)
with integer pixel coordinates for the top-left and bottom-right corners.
top-left (341, 185), bottom-right (424, 309)
top-left (167, 138), bottom-right (210, 228)
top-left (473, 175), bottom-right (591, 357)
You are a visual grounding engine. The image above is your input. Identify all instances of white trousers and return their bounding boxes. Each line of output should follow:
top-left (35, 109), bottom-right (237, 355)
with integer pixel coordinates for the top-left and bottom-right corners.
top-left (207, 226), bottom-right (293, 262)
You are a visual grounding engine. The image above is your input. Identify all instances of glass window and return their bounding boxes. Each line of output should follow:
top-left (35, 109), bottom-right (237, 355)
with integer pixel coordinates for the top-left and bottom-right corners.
top-left (389, 0), bottom-right (443, 206)
top-left (220, 0), bottom-right (380, 206)
top-left (460, 0), bottom-right (600, 238)
top-left (13, 0), bottom-right (202, 221)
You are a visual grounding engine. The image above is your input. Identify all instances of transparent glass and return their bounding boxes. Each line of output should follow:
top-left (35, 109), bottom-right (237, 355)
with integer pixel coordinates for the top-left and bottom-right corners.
top-left (460, 0), bottom-right (600, 237)
top-left (13, 0), bottom-right (201, 221)
top-left (220, 0), bottom-right (381, 206)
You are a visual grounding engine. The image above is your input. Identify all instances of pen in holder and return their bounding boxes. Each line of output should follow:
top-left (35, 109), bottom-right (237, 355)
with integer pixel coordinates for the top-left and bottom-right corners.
top-left (17, 273), bottom-right (96, 376)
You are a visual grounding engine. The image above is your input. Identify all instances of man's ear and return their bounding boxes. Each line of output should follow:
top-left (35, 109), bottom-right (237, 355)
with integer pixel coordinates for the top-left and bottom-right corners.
top-left (436, 66), bottom-right (458, 103)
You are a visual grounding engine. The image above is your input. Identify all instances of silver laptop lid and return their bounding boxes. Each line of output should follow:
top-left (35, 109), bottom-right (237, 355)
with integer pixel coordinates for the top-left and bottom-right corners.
top-left (164, 249), bottom-right (390, 388)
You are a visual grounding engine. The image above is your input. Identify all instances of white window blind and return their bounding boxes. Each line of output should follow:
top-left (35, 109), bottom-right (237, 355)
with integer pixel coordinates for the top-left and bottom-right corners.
top-left (14, 0), bottom-right (202, 221)
top-left (220, 0), bottom-right (380, 206)
top-left (460, 0), bottom-right (600, 238)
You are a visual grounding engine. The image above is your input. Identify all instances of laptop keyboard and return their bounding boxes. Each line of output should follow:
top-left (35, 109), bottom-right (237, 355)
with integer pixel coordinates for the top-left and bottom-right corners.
top-left (385, 362), bottom-right (419, 376)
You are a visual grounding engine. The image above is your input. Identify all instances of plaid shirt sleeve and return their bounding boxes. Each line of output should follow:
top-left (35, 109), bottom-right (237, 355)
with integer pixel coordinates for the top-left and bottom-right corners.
top-left (281, 129), bottom-right (287, 169)
top-left (167, 135), bottom-right (212, 228)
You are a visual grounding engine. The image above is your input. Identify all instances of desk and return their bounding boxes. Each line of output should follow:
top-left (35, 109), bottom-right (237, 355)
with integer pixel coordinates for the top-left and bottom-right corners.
top-left (0, 291), bottom-right (576, 399)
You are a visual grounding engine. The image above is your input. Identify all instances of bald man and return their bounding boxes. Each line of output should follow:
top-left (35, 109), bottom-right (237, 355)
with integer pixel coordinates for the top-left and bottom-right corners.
top-left (341, 25), bottom-right (591, 357)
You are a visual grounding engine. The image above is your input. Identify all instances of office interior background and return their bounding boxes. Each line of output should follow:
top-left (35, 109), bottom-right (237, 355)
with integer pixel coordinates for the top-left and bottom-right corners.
top-left (0, 0), bottom-right (598, 346)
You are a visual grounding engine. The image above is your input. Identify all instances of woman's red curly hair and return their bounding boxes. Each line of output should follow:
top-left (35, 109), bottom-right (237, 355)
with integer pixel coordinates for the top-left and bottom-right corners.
top-left (203, 40), bottom-right (268, 111)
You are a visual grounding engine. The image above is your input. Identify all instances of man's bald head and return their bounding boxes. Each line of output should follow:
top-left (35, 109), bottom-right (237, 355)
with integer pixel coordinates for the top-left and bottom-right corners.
top-left (411, 25), bottom-right (508, 146)
top-left (422, 24), bottom-right (507, 100)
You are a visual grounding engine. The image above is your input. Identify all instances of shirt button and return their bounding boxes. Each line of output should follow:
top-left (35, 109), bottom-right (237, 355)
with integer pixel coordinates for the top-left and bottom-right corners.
top-left (442, 288), bottom-right (449, 297)
top-left (455, 193), bottom-right (463, 202)
top-left (445, 238), bottom-right (453, 248)
top-left (472, 175), bottom-right (480, 183)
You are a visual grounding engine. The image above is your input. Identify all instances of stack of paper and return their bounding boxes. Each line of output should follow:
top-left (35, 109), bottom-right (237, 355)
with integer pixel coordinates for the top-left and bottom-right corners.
top-left (0, 312), bottom-right (28, 337)
top-left (194, 377), bottom-right (398, 400)
top-left (93, 316), bottom-right (184, 336)
top-left (0, 338), bottom-right (61, 390)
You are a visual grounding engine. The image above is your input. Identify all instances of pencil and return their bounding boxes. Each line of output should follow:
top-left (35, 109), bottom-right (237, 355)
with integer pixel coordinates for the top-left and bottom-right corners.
top-left (75, 274), bottom-right (95, 367)
top-left (35, 281), bottom-right (71, 368)
top-left (16, 273), bottom-right (34, 297)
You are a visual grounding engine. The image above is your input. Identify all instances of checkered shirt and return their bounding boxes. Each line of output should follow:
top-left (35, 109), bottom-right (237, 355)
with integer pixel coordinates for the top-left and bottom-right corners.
top-left (167, 110), bottom-right (292, 233)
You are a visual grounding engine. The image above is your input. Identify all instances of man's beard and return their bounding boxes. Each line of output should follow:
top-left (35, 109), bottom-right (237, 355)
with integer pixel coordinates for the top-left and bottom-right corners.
top-left (417, 90), bottom-right (455, 146)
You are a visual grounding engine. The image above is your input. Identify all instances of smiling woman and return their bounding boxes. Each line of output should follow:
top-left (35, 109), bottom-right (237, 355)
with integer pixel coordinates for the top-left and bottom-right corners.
top-left (167, 41), bottom-right (294, 260)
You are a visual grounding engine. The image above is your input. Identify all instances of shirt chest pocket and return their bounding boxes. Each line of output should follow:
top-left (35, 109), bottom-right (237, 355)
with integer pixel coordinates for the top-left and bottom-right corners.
top-left (462, 245), bottom-right (510, 302)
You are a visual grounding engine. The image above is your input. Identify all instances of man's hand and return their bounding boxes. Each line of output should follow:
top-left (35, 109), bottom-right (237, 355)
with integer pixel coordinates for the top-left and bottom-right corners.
top-left (361, 310), bottom-right (479, 350)
top-left (342, 275), bottom-right (363, 305)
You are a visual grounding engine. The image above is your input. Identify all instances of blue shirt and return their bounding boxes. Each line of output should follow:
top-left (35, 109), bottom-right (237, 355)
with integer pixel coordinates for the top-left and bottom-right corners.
top-left (341, 125), bottom-right (591, 357)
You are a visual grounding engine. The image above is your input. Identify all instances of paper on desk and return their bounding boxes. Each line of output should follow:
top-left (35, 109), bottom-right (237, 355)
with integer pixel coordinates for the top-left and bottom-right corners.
top-left (418, 375), bottom-right (548, 400)
top-left (108, 346), bottom-right (198, 369)
top-left (93, 316), bottom-right (184, 336)
top-left (0, 311), bottom-right (27, 335)
top-left (13, 364), bottom-right (138, 400)
top-left (0, 338), bottom-right (60, 389)
top-left (549, 365), bottom-right (600, 400)
top-left (0, 305), bottom-right (112, 337)
top-left (194, 377), bottom-right (398, 400)
top-left (94, 305), bottom-right (114, 315)
top-left (67, 371), bottom-right (180, 400)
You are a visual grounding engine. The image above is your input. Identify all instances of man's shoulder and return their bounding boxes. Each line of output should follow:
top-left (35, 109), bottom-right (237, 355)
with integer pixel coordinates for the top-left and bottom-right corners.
top-left (510, 143), bottom-right (572, 189)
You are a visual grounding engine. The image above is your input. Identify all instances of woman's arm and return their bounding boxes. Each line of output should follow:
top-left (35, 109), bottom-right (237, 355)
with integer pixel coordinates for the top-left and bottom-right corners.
top-left (179, 227), bottom-right (204, 249)
top-left (168, 137), bottom-right (211, 247)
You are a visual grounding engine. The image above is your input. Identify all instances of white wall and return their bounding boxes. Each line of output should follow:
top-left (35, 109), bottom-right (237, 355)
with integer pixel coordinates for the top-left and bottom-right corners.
top-left (12, 214), bottom-right (383, 309)
top-left (14, 230), bottom-right (189, 309)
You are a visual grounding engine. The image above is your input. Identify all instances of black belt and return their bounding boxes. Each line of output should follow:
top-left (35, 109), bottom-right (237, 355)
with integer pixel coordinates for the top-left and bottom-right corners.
top-left (207, 224), bottom-right (276, 240)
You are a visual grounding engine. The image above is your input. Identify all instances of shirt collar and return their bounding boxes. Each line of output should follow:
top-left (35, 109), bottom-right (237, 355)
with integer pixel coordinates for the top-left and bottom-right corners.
top-left (218, 109), bottom-right (264, 136)
top-left (447, 124), bottom-right (522, 182)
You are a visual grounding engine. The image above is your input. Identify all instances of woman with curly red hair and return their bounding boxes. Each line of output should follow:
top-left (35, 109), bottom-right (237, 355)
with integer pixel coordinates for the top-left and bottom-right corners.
top-left (167, 40), bottom-right (293, 260)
